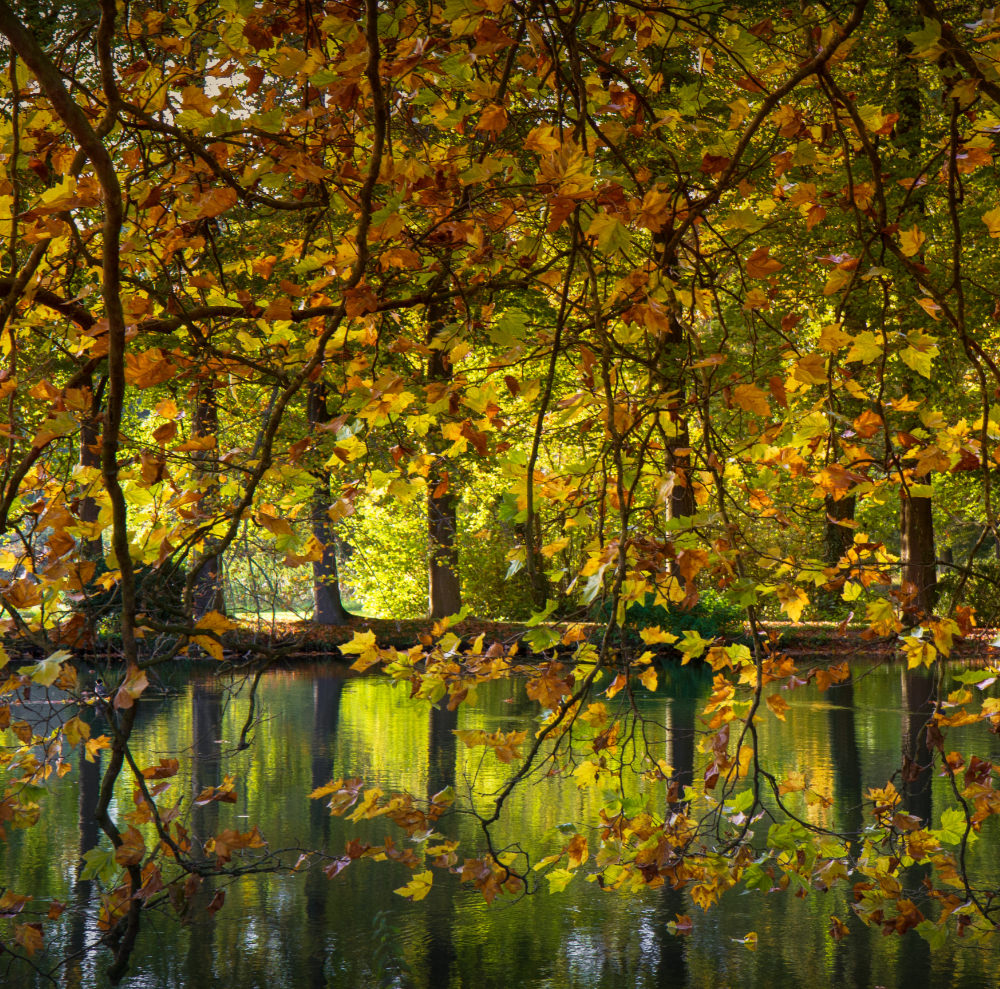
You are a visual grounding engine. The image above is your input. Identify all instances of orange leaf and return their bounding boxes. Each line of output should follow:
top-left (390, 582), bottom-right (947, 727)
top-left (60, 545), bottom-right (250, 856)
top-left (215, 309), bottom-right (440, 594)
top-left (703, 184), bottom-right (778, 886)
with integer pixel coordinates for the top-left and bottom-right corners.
top-left (746, 246), bottom-right (783, 278)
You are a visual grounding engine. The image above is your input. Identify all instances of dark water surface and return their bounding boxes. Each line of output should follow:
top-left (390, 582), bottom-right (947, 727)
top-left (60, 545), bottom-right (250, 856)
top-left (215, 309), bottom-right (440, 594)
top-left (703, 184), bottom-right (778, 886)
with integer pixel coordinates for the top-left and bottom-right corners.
top-left (4, 660), bottom-right (1000, 988)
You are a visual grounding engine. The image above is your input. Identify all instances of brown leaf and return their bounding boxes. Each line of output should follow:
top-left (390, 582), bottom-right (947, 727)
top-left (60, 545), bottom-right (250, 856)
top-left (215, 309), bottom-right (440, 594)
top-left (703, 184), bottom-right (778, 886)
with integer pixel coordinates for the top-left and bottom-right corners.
top-left (746, 246), bottom-right (784, 278)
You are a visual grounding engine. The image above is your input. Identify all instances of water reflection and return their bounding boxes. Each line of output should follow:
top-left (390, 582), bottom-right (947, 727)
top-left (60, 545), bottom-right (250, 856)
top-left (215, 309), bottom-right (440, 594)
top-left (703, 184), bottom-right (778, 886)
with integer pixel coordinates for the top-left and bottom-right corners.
top-left (306, 674), bottom-right (342, 989)
top-left (824, 678), bottom-right (871, 988)
top-left (65, 710), bottom-right (101, 989)
top-left (187, 682), bottom-right (224, 986)
top-left (1, 661), bottom-right (1000, 988)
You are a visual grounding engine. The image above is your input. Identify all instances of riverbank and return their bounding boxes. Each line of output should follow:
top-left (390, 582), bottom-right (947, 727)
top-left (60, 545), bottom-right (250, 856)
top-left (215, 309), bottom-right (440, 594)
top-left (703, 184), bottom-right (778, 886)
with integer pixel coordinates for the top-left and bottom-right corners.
top-left (226, 615), bottom-right (1000, 665)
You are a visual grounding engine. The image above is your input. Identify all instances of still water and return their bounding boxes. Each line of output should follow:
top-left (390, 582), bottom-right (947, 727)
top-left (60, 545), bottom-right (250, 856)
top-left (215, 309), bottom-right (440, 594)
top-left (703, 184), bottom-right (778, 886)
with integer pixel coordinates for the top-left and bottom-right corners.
top-left (4, 660), bottom-right (1000, 988)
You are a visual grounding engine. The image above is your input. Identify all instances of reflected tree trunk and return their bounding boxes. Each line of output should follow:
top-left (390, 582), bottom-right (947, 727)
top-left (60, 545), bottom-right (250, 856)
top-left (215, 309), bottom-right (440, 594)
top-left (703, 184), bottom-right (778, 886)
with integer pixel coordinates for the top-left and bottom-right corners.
top-left (665, 671), bottom-right (698, 812)
top-left (826, 679), bottom-right (864, 845)
top-left (424, 704), bottom-right (458, 986)
top-left (655, 670), bottom-right (696, 987)
top-left (306, 674), bottom-right (344, 989)
top-left (901, 667), bottom-right (934, 826)
top-left (185, 682), bottom-right (224, 984)
top-left (66, 734), bottom-right (102, 989)
top-left (898, 666), bottom-right (934, 988)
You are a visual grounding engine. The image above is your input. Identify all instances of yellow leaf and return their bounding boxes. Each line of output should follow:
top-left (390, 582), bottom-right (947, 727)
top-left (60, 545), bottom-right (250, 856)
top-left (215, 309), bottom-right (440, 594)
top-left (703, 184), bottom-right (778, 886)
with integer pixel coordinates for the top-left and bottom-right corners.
top-left (982, 205), bottom-right (1000, 237)
top-left (523, 125), bottom-right (562, 154)
top-left (573, 760), bottom-right (602, 788)
top-left (342, 630), bottom-right (381, 672)
top-left (546, 867), bottom-right (575, 892)
top-left (817, 322), bottom-right (852, 352)
top-left (394, 870), bottom-right (433, 902)
top-left (85, 735), bottom-right (112, 762)
top-left (899, 225), bottom-right (926, 257)
top-left (639, 626), bottom-right (678, 645)
top-left (902, 636), bottom-right (936, 669)
top-left (195, 610), bottom-right (238, 634)
top-left (63, 716), bottom-right (91, 747)
top-left (113, 668), bottom-right (149, 709)
top-left (454, 729), bottom-right (487, 749)
top-left (846, 330), bottom-right (882, 364)
top-left (638, 667), bottom-right (658, 692)
top-left (776, 583), bottom-right (809, 622)
top-left (347, 787), bottom-right (384, 821)
top-left (20, 650), bottom-right (72, 687)
top-left (605, 673), bottom-right (627, 698)
top-left (476, 104), bottom-right (508, 133)
top-left (532, 854), bottom-right (562, 871)
top-left (823, 268), bottom-right (852, 295)
top-left (732, 383), bottom-right (770, 416)
top-left (566, 833), bottom-right (589, 869)
top-left (791, 353), bottom-right (828, 386)
top-left (915, 296), bottom-right (942, 321)
top-left (779, 770), bottom-right (806, 795)
top-left (676, 629), bottom-right (711, 662)
top-left (766, 693), bottom-right (790, 721)
top-left (931, 618), bottom-right (959, 658)
top-left (579, 703), bottom-right (608, 727)
top-left (866, 598), bottom-right (902, 635)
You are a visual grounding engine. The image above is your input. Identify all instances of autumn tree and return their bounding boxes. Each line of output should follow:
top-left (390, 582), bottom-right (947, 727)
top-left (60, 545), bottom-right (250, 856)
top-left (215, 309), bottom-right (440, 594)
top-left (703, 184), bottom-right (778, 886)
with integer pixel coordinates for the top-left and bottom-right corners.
top-left (3, 0), bottom-right (1000, 982)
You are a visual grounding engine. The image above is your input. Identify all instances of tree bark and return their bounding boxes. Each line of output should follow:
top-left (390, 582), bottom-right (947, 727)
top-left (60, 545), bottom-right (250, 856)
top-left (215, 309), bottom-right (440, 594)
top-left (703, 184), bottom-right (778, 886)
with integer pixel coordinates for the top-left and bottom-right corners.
top-left (889, 0), bottom-right (937, 616)
top-left (191, 382), bottom-right (225, 616)
top-left (901, 489), bottom-right (937, 613)
top-left (308, 382), bottom-right (350, 624)
top-left (652, 229), bottom-right (695, 558)
top-left (428, 477), bottom-right (461, 619)
top-left (426, 301), bottom-right (462, 620)
top-left (824, 493), bottom-right (856, 565)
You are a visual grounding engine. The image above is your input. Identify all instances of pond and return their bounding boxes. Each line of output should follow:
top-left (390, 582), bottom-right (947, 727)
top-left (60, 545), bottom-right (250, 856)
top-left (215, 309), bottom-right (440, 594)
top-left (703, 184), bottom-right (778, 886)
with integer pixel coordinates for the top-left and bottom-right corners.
top-left (3, 659), bottom-right (1000, 988)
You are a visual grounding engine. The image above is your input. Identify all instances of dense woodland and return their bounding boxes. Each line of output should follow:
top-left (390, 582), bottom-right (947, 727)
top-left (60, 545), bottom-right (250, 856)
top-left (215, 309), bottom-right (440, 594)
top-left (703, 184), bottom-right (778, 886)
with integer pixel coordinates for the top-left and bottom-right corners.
top-left (1, 0), bottom-right (1000, 981)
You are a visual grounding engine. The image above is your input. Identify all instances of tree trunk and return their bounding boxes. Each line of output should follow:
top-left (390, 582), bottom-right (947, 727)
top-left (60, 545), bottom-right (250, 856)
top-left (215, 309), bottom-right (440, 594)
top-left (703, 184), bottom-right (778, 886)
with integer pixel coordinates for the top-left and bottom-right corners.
top-left (78, 374), bottom-right (104, 556)
top-left (308, 383), bottom-right (351, 624)
top-left (889, 0), bottom-right (936, 617)
top-left (426, 300), bottom-right (462, 620)
top-left (191, 382), bottom-right (224, 617)
top-left (824, 493), bottom-right (856, 565)
top-left (901, 489), bottom-right (937, 614)
top-left (311, 489), bottom-right (350, 624)
top-left (428, 477), bottom-right (461, 619)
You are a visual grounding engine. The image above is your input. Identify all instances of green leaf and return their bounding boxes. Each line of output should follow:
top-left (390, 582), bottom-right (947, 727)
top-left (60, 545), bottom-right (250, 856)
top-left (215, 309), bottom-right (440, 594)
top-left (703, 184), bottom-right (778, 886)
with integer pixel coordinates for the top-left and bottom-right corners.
top-left (524, 626), bottom-right (561, 651)
top-left (916, 919), bottom-right (948, 950)
top-left (586, 212), bottom-right (632, 256)
top-left (527, 600), bottom-right (559, 626)
top-left (935, 807), bottom-right (970, 846)
top-left (80, 846), bottom-right (119, 886)
top-left (954, 668), bottom-right (999, 685)
top-left (846, 330), bottom-right (882, 364)
top-left (905, 18), bottom-right (942, 57)
top-left (676, 629), bottom-right (711, 660)
top-left (727, 788), bottom-right (755, 814)
top-left (546, 867), bottom-right (575, 893)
